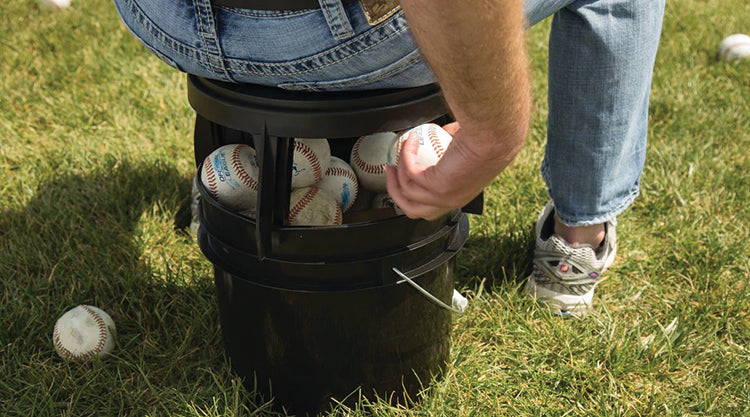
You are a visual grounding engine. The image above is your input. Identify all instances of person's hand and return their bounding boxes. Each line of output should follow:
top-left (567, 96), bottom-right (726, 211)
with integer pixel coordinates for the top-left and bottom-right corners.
top-left (385, 122), bottom-right (513, 220)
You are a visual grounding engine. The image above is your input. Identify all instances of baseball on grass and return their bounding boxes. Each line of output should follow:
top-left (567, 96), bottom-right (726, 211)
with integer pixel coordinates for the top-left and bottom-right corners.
top-left (317, 156), bottom-right (359, 212)
top-left (40, 0), bottom-right (71, 9)
top-left (289, 186), bottom-right (342, 226)
top-left (53, 305), bottom-right (116, 361)
top-left (718, 33), bottom-right (750, 61)
top-left (200, 144), bottom-right (259, 212)
top-left (292, 138), bottom-right (331, 189)
top-left (350, 131), bottom-right (398, 193)
top-left (387, 123), bottom-right (452, 168)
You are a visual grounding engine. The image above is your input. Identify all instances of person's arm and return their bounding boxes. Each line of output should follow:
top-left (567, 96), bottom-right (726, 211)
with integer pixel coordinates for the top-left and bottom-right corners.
top-left (385, 0), bottom-right (531, 220)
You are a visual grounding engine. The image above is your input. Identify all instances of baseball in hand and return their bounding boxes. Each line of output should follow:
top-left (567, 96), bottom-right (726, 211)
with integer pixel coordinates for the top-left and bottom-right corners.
top-left (292, 138), bottom-right (331, 189)
top-left (387, 123), bottom-right (452, 168)
top-left (350, 132), bottom-right (398, 193)
top-left (317, 156), bottom-right (359, 213)
top-left (718, 34), bottom-right (750, 61)
top-left (200, 144), bottom-right (259, 212)
top-left (53, 305), bottom-right (116, 361)
top-left (289, 186), bottom-right (342, 226)
top-left (40, 0), bottom-right (71, 9)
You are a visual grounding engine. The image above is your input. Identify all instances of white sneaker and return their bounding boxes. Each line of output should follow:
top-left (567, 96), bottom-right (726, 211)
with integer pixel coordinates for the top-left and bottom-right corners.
top-left (525, 201), bottom-right (617, 317)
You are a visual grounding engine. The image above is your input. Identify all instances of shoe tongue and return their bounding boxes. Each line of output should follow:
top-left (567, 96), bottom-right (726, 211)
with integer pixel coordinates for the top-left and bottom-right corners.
top-left (552, 233), bottom-right (595, 250)
top-left (548, 235), bottom-right (598, 268)
top-left (546, 235), bottom-right (593, 274)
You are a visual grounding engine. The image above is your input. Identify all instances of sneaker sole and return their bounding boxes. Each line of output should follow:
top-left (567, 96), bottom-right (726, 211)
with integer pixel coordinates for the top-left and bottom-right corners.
top-left (525, 277), bottom-right (594, 317)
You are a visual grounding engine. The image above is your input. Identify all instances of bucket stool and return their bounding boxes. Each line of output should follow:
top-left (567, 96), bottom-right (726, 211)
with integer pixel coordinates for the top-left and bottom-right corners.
top-left (186, 74), bottom-right (481, 415)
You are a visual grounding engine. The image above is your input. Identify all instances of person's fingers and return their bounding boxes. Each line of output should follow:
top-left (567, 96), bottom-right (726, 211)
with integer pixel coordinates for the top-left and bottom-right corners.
top-left (384, 164), bottom-right (402, 199)
top-left (442, 121), bottom-right (460, 136)
top-left (385, 165), bottom-right (435, 219)
top-left (394, 135), bottom-right (448, 205)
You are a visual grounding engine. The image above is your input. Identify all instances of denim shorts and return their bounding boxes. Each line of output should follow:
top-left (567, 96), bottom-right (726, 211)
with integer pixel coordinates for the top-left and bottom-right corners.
top-left (114, 0), bottom-right (436, 91)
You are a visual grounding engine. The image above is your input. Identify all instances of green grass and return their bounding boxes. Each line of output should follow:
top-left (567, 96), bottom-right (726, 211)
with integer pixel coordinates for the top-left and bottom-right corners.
top-left (1, 0), bottom-right (748, 415)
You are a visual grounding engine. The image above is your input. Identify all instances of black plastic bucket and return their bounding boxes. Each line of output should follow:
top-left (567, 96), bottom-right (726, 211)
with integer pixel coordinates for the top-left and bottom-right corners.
top-left (198, 213), bottom-right (469, 415)
top-left (187, 75), bottom-right (478, 415)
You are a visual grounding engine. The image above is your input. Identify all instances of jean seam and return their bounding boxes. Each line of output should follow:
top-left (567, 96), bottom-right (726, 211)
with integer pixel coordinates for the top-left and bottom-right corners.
top-left (125, 0), bottom-right (210, 68)
top-left (320, 0), bottom-right (354, 40)
top-left (542, 157), bottom-right (640, 224)
top-left (216, 8), bottom-right (317, 18)
top-left (226, 15), bottom-right (408, 76)
top-left (194, 0), bottom-right (233, 80)
top-left (193, 0), bottom-right (214, 73)
top-left (553, 188), bottom-right (640, 225)
top-left (279, 49), bottom-right (422, 90)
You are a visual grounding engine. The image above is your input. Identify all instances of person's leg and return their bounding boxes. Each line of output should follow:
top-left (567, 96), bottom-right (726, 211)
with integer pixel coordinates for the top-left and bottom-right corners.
top-left (544, 0), bottom-right (665, 225)
top-left (526, 0), bottom-right (666, 316)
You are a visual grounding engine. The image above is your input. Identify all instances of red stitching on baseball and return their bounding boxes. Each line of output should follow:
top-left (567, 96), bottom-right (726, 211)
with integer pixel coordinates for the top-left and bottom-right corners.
top-left (295, 141), bottom-right (323, 183)
top-left (80, 305), bottom-right (107, 356)
top-left (725, 41), bottom-right (750, 59)
top-left (289, 187), bottom-right (318, 221)
top-left (230, 146), bottom-right (259, 191)
top-left (326, 166), bottom-right (358, 185)
top-left (52, 320), bottom-right (70, 359)
top-left (352, 139), bottom-right (384, 175)
top-left (334, 206), bottom-right (342, 224)
top-left (426, 125), bottom-right (447, 159)
top-left (203, 158), bottom-right (219, 200)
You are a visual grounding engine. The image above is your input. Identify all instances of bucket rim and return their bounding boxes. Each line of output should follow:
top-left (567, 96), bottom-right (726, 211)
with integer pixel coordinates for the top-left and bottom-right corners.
top-left (201, 214), bottom-right (469, 294)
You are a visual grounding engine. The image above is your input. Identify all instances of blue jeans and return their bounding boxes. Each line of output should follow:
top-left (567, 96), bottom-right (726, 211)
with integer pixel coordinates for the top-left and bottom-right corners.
top-left (114, 0), bottom-right (665, 226)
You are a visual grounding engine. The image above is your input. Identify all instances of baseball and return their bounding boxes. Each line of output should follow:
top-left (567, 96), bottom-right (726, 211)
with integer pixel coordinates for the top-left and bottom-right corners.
top-left (350, 132), bottom-right (398, 193)
top-left (53, 305), bottom-right (116, 361)
top-left (387, 123), bottom-right (452, 168)
top-left (200, 144), bottom-right (259, 212)
top-left (291, 138), bottom-right (331, 189)
top-left (40, 0), bottom-right (71, 9)
top-left (718, 34), bottom-right (750, 61)
top-left (317, 156), bottom-right (359, 212)
top-left (289, 186), bottom-right (342, 226)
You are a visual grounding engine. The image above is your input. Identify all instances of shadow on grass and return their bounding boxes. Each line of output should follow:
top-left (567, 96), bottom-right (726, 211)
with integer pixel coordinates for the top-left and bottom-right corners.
top-left (0, 158), bottom-right (255, 414)
top-left (454, 226), bottom-right (536, 292)
top-left (0, 162), bottom-right (540, 415)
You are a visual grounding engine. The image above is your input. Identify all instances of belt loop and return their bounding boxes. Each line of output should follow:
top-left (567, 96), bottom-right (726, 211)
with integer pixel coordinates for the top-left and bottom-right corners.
top-left (194, 0), bottom-right (235, 81)
top-left (318, 0), bottom-right (355, 41)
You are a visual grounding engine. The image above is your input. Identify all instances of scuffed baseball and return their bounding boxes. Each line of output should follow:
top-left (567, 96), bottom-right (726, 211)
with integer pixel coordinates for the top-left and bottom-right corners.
top-left (317, 156), bottom-right (359, 212)
top-left (289, 186), bottom-right (342, 226)
top-left (350, 132), bottom-right (398, 193)
top-left (53, 305), bottom-right (116, 361)
top-left (387, 123), bottom-right (452, 168)
top-left (718, 33), bottom-right (750, 61)
top-left (200, 144), bottom-right (259, 212)
top-left (291, 138), bottom-right (331, 189)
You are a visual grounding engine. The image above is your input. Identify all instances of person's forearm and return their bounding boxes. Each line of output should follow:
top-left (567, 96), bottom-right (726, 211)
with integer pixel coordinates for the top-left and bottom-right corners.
top-left (398, 0), bottom-right (530, 163)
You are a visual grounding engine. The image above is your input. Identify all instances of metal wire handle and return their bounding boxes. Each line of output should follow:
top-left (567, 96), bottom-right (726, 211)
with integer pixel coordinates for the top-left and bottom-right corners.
top-left (392, 267), bottom-right (465, 314)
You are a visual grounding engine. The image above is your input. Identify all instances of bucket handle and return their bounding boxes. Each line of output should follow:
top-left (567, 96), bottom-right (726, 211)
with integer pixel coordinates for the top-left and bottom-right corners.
top-left (392, 267), bottom-right (464, 314)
